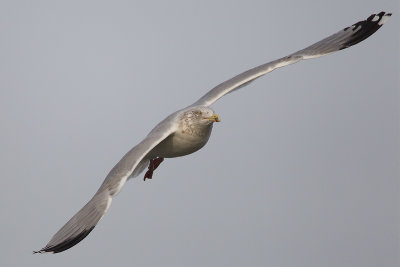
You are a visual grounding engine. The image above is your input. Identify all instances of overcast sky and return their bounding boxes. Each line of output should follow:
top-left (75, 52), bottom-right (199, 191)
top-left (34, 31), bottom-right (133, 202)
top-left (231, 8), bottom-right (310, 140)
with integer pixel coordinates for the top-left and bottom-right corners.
top-left (1, 1), bottom-right (398, 266)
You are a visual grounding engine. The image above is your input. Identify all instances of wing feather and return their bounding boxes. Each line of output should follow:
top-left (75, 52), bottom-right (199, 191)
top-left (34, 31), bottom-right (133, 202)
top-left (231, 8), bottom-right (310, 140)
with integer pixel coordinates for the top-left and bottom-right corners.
top-left (191, 12), bottom-right (391, 107)
top-left (34, 115), bottom-right (179, 253)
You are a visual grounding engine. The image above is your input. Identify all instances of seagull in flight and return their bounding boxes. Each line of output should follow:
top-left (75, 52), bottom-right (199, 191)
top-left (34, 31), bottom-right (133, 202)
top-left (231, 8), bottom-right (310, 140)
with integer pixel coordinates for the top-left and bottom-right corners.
top-left (35, 12), bottom-right (392, 253)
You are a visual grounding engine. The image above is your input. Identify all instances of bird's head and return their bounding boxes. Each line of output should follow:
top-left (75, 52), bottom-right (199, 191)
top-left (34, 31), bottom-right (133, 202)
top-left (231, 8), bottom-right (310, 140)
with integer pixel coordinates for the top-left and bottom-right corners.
top-left (181, 107), bottom-right (221, 126)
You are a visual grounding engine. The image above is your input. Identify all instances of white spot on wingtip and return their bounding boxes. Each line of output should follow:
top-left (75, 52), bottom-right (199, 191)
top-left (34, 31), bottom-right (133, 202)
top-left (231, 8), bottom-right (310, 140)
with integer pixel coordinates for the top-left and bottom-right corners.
top-left (378, 14), bottom-right (391, 25)
top-left (353, 25), bottom-right (361, 31)
top-left (372, 15), bottom-right (380, 22)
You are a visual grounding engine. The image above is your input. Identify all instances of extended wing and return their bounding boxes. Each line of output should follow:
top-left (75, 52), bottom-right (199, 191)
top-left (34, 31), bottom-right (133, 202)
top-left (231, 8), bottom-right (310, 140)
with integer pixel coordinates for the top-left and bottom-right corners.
top-left (191, 12), bottom-right (391, 108)
top-left (34, 115), bottom-right (179, 253)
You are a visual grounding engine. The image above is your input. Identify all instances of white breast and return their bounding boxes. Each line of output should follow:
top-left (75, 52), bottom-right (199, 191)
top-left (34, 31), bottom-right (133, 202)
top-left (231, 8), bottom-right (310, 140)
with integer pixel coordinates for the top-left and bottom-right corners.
top-left (152, 123), bottom-right (213, 158)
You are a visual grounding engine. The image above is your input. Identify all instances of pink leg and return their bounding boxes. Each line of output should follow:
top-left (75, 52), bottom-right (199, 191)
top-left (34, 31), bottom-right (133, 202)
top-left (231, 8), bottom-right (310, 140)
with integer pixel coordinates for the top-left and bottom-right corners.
top-left (144, 157), bottom-right (164, 181)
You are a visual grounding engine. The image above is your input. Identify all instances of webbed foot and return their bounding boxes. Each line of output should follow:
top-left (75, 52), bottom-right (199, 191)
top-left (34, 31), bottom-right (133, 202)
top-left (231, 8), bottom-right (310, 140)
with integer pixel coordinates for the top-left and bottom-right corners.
top-left (144, 157), bottom-right (164, 181)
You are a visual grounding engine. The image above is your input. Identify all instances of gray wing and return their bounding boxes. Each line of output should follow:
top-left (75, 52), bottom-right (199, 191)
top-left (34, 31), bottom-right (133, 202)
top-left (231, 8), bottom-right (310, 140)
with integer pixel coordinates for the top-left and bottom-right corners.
top-left (191, 12), bottom-right (392, 107)
top-left (34, 116), bottom-right (178, 254)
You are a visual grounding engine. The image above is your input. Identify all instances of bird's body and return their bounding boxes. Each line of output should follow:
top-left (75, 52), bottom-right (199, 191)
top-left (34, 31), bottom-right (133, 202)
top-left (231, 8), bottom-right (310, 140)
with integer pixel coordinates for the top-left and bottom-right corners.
top-left (35, 11), bottom-right (392, 254)
top-left (151, 107), bottom-right (217, 159)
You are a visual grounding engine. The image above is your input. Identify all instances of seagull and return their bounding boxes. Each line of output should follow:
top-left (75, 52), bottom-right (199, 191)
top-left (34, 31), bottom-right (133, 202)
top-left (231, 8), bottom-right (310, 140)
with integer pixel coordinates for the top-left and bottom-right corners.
top-left (35, 12), bottom-right (392, 254)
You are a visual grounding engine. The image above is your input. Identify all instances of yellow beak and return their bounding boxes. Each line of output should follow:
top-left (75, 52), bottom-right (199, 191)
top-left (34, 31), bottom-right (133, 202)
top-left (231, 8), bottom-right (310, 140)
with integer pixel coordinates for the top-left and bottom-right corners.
top-left (205, 114), bottom-right (221, 122)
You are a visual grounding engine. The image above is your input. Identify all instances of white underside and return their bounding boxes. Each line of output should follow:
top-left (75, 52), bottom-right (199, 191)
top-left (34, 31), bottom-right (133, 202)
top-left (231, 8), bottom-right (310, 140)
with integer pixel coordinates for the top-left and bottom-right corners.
top-left (152, 125), bottom-right (213, 158)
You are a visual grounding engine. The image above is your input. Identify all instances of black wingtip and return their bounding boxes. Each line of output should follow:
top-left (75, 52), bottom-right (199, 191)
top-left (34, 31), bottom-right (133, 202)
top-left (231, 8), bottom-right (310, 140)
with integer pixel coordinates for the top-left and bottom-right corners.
top-left (33, 226), bottom-right (95, 254)
top-left (340, 12), bottom-right (392, 50)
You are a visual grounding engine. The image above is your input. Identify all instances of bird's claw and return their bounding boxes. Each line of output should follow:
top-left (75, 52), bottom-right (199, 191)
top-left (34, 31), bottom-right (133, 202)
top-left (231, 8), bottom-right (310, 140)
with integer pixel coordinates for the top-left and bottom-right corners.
top-left (144, 157), bottom-right (164, 181)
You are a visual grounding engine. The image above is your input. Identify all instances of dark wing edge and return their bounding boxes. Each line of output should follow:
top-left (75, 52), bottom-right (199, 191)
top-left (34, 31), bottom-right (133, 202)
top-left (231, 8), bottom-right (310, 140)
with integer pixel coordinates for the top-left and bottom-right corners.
top-left (190, 12), bottom-right (392, 108)
top-left (33, 190), bottom-right (110, 254)
top-left (33, 118), bottom-right (178, 254)
top-left (341, 11), bottom-right (391, 49)
top-left (294, 11), bottom-right (392, 58)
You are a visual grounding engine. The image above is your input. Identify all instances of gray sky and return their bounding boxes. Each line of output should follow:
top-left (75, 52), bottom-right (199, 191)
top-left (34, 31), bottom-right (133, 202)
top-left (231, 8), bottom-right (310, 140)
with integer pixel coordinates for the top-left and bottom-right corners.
top-left (1, 1), bottom-right (398, 266)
